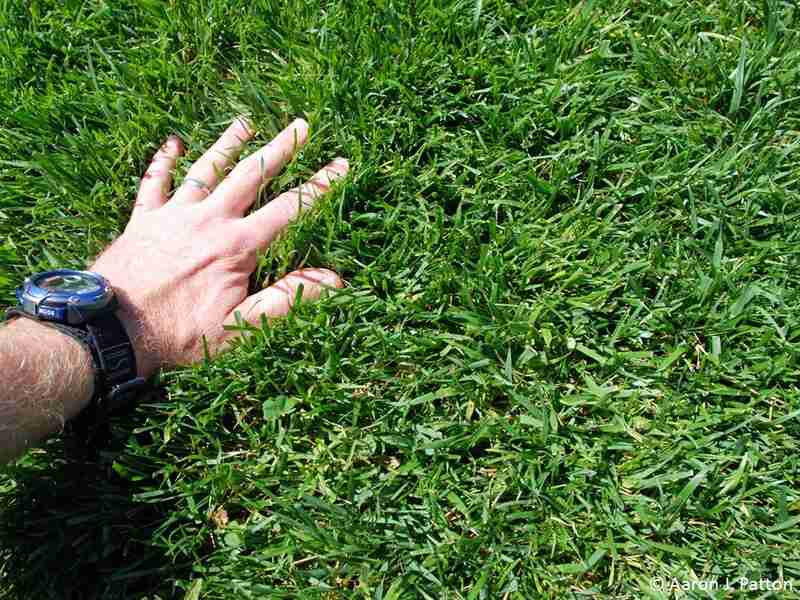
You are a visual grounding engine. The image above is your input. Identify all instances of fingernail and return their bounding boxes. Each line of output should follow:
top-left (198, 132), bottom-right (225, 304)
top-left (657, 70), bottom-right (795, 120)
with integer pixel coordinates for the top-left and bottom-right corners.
top-left (319, 269), bottom-right (344, 288)
top-left (327, 157), bottom-right (349, 178)
top-left (290, 117), bottom-right (309, 130)
top-left (235, 115), bottom-right (254, 135)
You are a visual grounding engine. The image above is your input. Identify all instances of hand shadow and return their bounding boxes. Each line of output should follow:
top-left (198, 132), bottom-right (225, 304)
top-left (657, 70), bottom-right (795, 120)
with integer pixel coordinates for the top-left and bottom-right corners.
top-left (0, 387), bottom-right (189, 600)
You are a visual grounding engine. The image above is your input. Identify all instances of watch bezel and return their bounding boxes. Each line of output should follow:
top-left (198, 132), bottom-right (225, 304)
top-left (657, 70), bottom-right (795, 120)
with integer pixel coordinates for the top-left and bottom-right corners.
top-left (16, 269), bottom-right (114, 325)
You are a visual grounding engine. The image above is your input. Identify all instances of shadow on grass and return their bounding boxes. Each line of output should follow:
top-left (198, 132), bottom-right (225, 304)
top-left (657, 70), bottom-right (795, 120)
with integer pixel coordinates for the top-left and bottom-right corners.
top-left (0, 392), bottom-right (188, 600)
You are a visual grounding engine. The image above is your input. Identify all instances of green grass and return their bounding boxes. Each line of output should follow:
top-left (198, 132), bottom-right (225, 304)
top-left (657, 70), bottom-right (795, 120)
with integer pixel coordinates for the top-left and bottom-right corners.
top-left (1, 0), bottom-right (800, 597)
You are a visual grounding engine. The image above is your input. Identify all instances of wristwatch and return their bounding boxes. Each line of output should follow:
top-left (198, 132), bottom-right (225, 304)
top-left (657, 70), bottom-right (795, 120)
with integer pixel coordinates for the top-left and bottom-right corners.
top-left (4, 269), bottom-right (147, 434)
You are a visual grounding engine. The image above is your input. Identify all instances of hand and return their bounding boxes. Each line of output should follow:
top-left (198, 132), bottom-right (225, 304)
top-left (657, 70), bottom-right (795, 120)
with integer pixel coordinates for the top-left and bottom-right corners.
top-left (90, 117), bottom-right (348, 378)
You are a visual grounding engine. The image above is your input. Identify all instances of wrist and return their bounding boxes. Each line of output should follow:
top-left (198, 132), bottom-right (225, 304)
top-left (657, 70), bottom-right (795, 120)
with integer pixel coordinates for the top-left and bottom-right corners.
top-left (92, 237), bottom-right (163, 380)
top-left (4, 317), bottom-right (95, 420)
top-left (113, 289), bottom-right (159, 379)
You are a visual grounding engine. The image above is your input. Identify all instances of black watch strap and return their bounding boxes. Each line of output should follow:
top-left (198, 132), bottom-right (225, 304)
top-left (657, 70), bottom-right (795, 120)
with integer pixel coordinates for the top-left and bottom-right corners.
top-left (84, 312), bottom-right (144, 405)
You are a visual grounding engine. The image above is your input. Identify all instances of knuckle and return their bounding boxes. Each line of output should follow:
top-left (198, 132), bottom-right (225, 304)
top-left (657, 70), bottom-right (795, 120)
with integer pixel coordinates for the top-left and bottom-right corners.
top-left (274, 194), bottom-right (300, 222)
top-left (226, 228), bottom-right (256, 256)
top-left (279, 187), bottom-right (314, 212)
top-left (244, 156), bottom-right (269, 180)
top-left (305, 179), bottom-right (329, 194)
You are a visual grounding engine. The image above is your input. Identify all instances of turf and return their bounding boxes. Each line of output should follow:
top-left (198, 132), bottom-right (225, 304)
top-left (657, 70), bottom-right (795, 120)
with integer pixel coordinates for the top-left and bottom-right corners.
top-left (1, 0), bottom-right (800, 598)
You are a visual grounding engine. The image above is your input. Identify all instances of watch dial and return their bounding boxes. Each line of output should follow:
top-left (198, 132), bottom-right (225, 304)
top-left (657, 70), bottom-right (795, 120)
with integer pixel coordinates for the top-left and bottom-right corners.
top-left (36, 272), bottom-right (101, 294)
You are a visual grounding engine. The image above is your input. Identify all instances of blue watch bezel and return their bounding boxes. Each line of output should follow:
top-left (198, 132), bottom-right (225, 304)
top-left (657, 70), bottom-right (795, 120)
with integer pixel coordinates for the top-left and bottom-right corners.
top-left (15, 269), bottom-right (115, 326)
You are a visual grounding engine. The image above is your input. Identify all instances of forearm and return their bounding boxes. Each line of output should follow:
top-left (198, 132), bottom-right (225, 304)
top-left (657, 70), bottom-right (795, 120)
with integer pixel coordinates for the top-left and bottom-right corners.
top-left (0, 317), bottom-right (94, 463)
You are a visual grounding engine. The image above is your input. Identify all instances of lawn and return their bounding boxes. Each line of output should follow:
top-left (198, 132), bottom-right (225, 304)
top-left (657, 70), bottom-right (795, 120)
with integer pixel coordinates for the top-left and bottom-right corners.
top-left (1, 0), bottom-right (799, 597)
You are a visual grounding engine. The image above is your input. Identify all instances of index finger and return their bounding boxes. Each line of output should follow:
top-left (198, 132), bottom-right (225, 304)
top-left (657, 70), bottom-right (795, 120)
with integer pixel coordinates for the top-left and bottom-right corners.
top-left (204, 118), bottom-right (309, 217)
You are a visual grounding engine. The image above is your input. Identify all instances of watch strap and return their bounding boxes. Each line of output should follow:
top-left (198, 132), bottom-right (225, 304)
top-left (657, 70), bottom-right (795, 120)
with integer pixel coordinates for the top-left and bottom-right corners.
top-left (84, 312), bottom-right (143, 406)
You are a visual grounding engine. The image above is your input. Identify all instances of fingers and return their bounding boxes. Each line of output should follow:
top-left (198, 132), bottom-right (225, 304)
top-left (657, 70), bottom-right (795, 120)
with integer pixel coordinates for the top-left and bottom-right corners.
top-left (224, 268), bottom-right (343, 329)
top-left (206, 118), bottom-right (310, 217)
top-left (174, 116), bottom-right (255, 204)
top-left (236, 157), bottom-right (349, 251)
top-left (133, 136), bottom-right (184, 214)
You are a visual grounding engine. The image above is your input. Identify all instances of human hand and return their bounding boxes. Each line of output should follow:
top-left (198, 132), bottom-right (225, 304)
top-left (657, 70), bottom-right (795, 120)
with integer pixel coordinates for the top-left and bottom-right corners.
top-left (90, 117), bottom-right (348, 378)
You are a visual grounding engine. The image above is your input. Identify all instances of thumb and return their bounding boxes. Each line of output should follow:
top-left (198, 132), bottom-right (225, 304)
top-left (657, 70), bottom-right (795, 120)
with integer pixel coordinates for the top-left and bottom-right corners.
top-left (224, 267), bottom-right (343, 330)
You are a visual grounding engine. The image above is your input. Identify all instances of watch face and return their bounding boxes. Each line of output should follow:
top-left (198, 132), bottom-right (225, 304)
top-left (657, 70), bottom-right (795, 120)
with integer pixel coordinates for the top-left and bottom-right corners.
top-left (35, 272), bottom-right (101, 294)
